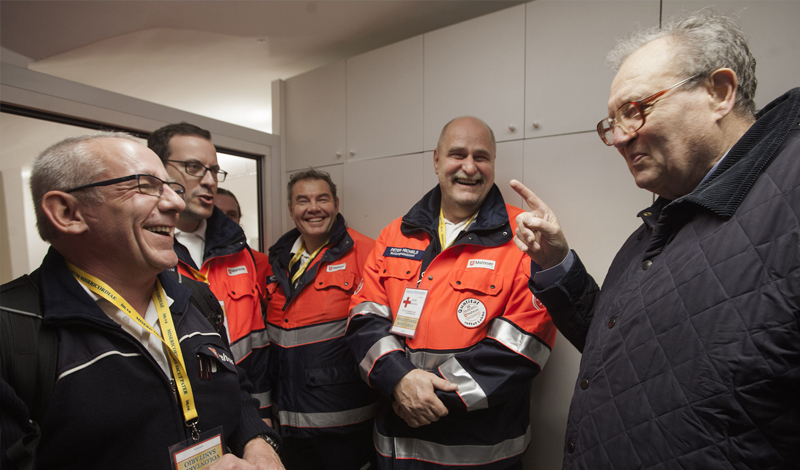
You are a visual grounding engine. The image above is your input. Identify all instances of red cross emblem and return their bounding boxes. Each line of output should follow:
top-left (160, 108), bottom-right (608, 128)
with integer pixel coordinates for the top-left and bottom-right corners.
top-left (402, 297), bottom-right (412, 308)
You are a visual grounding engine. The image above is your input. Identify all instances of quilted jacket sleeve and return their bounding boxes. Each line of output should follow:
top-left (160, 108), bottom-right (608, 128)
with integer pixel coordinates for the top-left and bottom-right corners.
top-left (528, 250), bottom-right (599, 353)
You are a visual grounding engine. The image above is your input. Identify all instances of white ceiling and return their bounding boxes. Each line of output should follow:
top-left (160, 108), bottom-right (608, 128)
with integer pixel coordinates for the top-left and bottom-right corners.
top-left (0, 1), bottom-right (523, 133)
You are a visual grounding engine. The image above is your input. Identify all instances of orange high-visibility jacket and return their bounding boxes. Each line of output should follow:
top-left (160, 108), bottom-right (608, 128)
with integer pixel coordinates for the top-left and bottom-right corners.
top-left (346, 185), bottom-right (557, 469)
top-left (266, 215), bottom-right (378, 438)
top-left (174, 207), bottom-right (270, 418)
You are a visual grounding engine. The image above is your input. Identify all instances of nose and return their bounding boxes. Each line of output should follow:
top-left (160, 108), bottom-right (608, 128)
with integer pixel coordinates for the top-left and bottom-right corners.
top-left (462, 156), bottom-right (478, 175)
top-left (200, 168), bottom-right (217, 189)
top-left (160, 184), bottom-right (186, 213)
top-left (612, 126), bottom-right (635, 149)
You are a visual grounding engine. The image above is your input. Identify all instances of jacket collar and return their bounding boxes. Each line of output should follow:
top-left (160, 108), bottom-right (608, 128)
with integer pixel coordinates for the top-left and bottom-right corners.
top-left (39, 247), bottom-right (192, 326)
top-left (267, 213), bottom-right (352, 299)
top-left (401, 184), bottom-right (511, 236)
top-left (175, 206), bottom-right (247, 269)
top-left (679, 87), bottom-right (800, 218)
top-left (640, 88), bottom-right (800, 261)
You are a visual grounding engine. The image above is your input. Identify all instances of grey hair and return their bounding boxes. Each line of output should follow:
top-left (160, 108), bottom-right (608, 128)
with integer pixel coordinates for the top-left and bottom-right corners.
top-left (607, 8), bottom-right (757, 117)
top-left (30, 132), bottom-right (139, 241)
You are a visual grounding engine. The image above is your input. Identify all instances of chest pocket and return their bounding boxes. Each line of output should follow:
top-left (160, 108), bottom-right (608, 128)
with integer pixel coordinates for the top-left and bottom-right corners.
top-left (377, 259), bottom-right (419, 282)
top-left (313, 270), bottom-right (356, 293)
top-left (449, 266), bottom-right (504, 296)
top-left (222, 273), bottom-right (258, 301)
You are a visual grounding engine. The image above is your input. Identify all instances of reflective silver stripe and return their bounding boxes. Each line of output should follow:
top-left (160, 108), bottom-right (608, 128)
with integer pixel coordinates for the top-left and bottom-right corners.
top-left (268, 320), bottom-right (346, 348)
top-left (179, 331), bottom-right (220, 342)
top-left (58, 351), bottom-right (142, 381)
top-left (279, 403), bottom-right (376, 429)
top-left (251, 390), bottom-right (272, 409)
top-left (230, 329), bottom-right (270, 363)
top-left (348, 301), bottom-right (393, 321)
top-left (487, 318), bottom-right (551, 368)
top-left (407, 350), bottom-right (456, 370)
top-left (359, 336), bottom-right (405, 382)
top-left (438, 358), bottom-right (488, 410)
top-left (374, 425), bottom-right (531, 465)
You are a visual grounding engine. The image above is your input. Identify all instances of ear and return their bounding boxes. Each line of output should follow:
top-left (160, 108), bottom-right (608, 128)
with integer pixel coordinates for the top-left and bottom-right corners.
top-left (41, 191), bottom-right (89, 236)
top-left (433, 148), bottom-right (440, 175)
top-left (707, 68), bottom-right (738, 121)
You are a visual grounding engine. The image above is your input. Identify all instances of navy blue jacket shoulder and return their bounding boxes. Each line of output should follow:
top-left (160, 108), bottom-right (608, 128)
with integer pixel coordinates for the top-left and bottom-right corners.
top-left (0, 248), bottom-right (276, 470)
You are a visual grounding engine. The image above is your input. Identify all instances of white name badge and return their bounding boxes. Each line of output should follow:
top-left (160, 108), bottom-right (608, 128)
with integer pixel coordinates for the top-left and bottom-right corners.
top-left (170, 427), bottom-right (224, 470)
top-left (390, 288), bottom-right (429, 338)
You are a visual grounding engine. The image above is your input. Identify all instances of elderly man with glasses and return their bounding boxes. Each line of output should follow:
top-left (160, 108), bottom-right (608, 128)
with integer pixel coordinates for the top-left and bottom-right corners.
top-left (0, 133), bottom-right (283, 469)
top-left (148, 123), bottom-right (273, 427)
top-left (512, 10), bottom-right (800, 470)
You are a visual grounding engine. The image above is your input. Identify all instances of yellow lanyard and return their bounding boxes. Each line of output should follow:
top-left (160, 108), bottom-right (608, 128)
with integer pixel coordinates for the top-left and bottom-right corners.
top-left (288, 238), bottom-right (329, 284)
top-left (438, 208), bottom-right (477, 249)
top-left (68, 263), bottom-right (200, 435)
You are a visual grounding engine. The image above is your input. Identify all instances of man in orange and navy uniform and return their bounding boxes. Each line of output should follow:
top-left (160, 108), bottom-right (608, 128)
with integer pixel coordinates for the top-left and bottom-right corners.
top-left (148, 123), bottom-right (271, 421)
top-left (265, 169), bottom-right (377, 469)
top-left (345, 116), bottom-right (557, 470)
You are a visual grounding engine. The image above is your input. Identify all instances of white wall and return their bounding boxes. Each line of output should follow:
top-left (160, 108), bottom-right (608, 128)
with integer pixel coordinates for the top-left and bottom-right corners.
top-left (277, 1), bottom-right (800, 468)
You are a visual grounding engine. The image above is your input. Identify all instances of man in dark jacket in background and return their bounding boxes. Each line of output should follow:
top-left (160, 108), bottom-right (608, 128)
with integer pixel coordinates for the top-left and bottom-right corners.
top-left (0, 133), bottom-right (282, 469)
top-left (512, 10), bottom-right (799, 470)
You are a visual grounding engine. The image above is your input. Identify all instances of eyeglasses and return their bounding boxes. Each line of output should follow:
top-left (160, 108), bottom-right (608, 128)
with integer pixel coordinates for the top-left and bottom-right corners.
top-left (597, 75), bottom-right (700, 146)
top-left (66, 174), bottom-right (186, 198)
top-left (166, 160), bottom-right (228, 182)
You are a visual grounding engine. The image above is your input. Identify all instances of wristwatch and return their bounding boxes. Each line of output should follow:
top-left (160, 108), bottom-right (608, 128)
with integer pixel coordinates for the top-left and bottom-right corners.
top-left (258, 433), bottom-right (280, 454)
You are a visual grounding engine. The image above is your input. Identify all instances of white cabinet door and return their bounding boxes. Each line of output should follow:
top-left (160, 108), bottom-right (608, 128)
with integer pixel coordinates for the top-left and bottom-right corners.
top-left (423, 4), bottom-right (526, 150)
top-left (662, 1), bottom-right (800, 109)
top-left (285, 60), bottom-right (347, 171)
top-left (347, 36), bottom-right (424, 162)
top-left (525, 1), bottom-right (659, 139)
top-left (343, 154), bottom-right (428, 239)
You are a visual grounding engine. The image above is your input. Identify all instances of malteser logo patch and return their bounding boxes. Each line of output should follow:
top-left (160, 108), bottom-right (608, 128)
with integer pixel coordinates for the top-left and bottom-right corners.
top-left (327, 263), bottom-right (346, 272)
top-left (227, 266), bottom-right (248, 276)
top-left (456, 298), bottom-right (487, 328)
top-left (532, 294), bottom-right (545, 310)
top-left (467, 259), bottom-right (496, 270)
top-left (384, 247), bottom-right (424, 260)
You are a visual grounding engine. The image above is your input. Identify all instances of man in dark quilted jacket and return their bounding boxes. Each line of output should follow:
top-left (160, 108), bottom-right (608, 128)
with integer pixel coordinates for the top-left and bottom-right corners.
top-left (512, 9), bottom-right (799, 470)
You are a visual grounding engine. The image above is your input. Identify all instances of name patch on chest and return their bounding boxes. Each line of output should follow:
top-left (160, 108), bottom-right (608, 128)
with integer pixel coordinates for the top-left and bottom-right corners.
top-left (327, 263), bottom-right (346, 272)
top-left (227, 266), bottom-right (248, 276)
top-left (384, 247), bottom-right (424, 260)
top-left (467, 259), bottom-right (496, 270)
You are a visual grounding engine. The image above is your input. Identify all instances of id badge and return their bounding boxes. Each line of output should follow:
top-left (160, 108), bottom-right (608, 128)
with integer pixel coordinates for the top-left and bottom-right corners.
top-left (169, 426), bottom-right (224, 470)
top-left (390, 288), bottom-right (428, 338)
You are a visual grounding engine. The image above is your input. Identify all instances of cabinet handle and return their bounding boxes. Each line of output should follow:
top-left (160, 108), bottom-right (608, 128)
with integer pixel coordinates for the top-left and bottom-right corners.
top-left (335, 151), bottom-right (342, 158)
top-left (349, 150), bottom-right (356, 156)
top-left (532, 122), bottom-right (541, 130)
top-left (508, 124), bottom-right (517, 132)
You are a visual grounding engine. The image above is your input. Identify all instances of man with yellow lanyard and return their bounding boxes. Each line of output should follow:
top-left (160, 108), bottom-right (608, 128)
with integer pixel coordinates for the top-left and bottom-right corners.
top-left (345, 117), bottom-right (557, 470)
top-left (264, 169), bottom-right (377, 469)
top-left (0, 133), bottom-right (282, 470)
